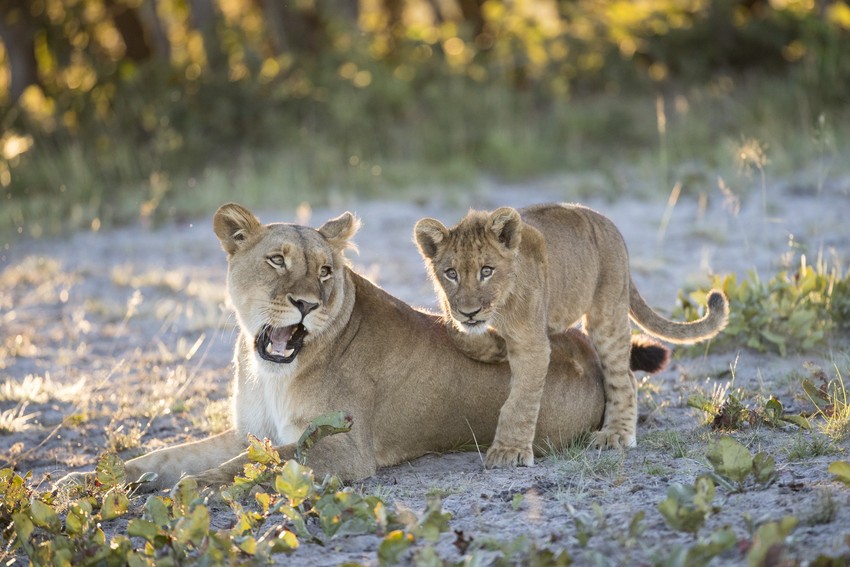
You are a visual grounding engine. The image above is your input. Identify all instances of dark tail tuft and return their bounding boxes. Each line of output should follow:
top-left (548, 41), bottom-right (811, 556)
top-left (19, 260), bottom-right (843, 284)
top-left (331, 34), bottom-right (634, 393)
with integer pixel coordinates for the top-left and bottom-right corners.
top-left (630, 335), bottom-right (670, 374)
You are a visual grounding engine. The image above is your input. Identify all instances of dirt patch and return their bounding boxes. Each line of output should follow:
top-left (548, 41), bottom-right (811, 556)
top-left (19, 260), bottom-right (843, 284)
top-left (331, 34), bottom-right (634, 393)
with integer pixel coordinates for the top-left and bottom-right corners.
top-left (2, 176), bottom-right (849, 564)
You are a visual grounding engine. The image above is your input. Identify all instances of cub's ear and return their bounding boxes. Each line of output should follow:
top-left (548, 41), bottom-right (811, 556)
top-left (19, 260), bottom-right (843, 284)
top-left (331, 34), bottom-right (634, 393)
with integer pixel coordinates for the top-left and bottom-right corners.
top-left (487, 207), bottom-right (522, 251)
top-left (318, 211), bottom-right (361, 252)
top-left (414, 218), bottom-right (449, 260)
top-left (214, 203), bottom-right (262, 255)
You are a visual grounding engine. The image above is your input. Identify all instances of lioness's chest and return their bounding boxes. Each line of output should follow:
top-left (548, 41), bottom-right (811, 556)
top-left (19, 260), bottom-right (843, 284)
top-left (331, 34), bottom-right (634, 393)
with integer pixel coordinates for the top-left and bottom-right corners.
top-left (234, 362), bottom-right (303, 445)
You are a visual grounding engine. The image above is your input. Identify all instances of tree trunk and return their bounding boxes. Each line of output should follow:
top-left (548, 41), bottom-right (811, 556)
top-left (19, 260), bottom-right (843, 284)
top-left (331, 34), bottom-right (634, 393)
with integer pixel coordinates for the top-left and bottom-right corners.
top-left (105, 0), bottom-right (152, 62)
top-left (138, 0), bottom-right (171, 60)
top-left (0, 0), bottom-right (40, 103)
top-left (189, 0), bottom-right (225, 72)
top-left (457, 0), bottom-right (485, 38)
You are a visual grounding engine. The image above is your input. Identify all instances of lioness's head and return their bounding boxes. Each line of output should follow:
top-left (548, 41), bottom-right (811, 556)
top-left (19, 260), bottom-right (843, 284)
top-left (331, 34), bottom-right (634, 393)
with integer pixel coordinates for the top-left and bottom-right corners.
top-left (414, 207), bottom-right (521, 332)
top-left (214, 203), bottom-right (359, 365)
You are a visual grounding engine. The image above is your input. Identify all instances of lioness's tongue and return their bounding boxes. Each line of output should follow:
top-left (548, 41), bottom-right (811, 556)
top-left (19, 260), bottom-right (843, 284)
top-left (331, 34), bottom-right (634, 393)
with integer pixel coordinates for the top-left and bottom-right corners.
top-left (269, 326), bottom-right (293, 355)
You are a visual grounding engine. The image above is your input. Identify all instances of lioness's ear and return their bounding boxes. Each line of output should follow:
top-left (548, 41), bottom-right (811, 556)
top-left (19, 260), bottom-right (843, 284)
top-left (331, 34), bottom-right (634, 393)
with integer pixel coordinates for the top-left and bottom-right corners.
top-left (214, 203), bottom-right (262, 255)
top-left (319, 211), bottom-right (361, 252)
top-left (414, 218), bottom-right (449, 260)
top-left (488, 207), bottom-right (522, 251)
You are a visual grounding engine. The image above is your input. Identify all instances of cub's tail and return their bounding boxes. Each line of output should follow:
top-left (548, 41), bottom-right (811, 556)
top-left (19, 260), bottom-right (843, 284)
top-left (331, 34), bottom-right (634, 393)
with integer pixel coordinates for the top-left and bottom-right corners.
top-left (630, 335), bottom-right (670, 374)
top-left (629, 281), bottom-right (729, 345)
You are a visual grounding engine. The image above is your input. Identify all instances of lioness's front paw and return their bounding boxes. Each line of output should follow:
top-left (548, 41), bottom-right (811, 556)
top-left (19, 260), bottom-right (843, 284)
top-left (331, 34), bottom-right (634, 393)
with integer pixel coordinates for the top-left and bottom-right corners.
top-left (484, 442), bottom-right (534, 468)
top-left (53, 471), bottom-right (92, 491)
top-left (590, 428), bottom-right (636, 450)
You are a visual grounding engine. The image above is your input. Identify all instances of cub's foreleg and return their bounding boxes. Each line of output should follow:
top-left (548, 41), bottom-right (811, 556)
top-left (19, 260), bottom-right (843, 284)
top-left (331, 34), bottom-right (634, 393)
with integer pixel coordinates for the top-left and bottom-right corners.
top-left (486, 336), bottom-right (550, 467)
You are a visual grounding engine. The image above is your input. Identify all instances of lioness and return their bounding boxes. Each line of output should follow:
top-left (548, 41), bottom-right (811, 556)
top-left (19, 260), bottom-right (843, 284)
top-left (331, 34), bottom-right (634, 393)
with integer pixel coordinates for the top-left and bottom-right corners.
top-left (414, 204), bottom-right (727, 465)
top-left (58, 204), bottom-right (668, 490)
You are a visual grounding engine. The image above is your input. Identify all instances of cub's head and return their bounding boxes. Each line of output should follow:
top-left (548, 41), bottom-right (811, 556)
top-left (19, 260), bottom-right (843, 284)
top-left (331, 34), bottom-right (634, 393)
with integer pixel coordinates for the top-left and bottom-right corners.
top-left (414, 207), bottom-right (521, 333)
top-left (214, 203), bottom-right (359, 365)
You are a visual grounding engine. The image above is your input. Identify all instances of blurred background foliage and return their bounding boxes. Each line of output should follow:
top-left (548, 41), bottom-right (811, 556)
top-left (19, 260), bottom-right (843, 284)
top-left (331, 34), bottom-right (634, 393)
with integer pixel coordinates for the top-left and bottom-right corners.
top-left (1, 0), bottom-right (849, 237)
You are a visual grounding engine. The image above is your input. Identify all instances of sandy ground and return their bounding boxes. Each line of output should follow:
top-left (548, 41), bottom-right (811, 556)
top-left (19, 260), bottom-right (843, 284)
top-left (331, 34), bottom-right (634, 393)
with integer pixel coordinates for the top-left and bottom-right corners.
top-left (2, 173), bottom-right (850, 565)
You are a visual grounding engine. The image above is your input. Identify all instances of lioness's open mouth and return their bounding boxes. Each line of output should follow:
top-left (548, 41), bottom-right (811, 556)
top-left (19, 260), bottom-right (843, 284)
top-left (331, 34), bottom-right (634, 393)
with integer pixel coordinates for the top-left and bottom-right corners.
top-left (255, 323), bottom-right (308, 363)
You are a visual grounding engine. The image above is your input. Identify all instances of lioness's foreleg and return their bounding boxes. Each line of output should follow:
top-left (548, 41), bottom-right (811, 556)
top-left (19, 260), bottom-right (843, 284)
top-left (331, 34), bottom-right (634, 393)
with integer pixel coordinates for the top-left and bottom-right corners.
top-left (447, 324), bottom-right (508, 363)
top-left (190, 430), bottom-right (377, 486)
top-left (586, 312), bottom-right (637, 449)
top-left (54, 429), bottom-right (246, 492)
top-left (123, 429), bottom-right (246, 490)
top-left (487, 338), bottom-right (550, 467)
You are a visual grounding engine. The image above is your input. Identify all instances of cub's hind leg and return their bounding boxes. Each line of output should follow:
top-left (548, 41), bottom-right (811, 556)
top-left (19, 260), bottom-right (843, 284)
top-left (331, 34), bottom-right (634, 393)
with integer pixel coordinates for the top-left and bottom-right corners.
top-left (586, 311), bottom-right (638, 449)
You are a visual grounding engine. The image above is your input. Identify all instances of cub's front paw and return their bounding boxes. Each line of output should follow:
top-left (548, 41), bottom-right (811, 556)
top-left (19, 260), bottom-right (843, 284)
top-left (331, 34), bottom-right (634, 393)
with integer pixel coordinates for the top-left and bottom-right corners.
top-left (590, 427), bottom-right (636, 450)
top-left (484, 442), bottom-right (535, 468)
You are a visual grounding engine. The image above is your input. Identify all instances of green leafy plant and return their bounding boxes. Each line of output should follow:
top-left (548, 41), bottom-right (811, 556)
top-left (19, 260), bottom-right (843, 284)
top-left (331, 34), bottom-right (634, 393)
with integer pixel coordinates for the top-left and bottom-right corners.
top-left (803, 362), bottom-right (850, 441)
top-left (676, 256), bottom-right (850, 355)
top-left (658, 476), bottom-right (717, 534)
top-left (745, 516), bottom-right (797, 567)
top-left (688, 391), bottom-right (810, 431)
top-left (661, 526), bottom-right (737, 567)
top-left (704, 437), bottom-right (777, 492)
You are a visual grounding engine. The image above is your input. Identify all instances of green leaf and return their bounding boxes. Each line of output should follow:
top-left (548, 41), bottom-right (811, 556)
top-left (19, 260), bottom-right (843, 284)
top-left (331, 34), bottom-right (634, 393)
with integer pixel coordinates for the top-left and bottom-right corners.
top-left (378, 530), bottom-right (414, 566)
top-left (687, 394), bottom-right (718, 415)
top-left (144, 496), bottom-right (172, 528)
top-left (255, 491), bottom-right (271, 514)
top-left (275, 503), bottom-right (313, 541)
top-left (95, 453), bottom-right (127, 489)
top-left (803, 379), bottom-right (831, 406)
top-left (295, 411), bottom-right (354, 464)
top-left (271, 530), bottom-right (299, 553)
top-left (12, 511), bottom-right (35, 557)
top-left (779, 414), bottom-right (811, 430)
top-left (127, 519), bottom-right (160, 542)
top-left (752, 453), bottom-right (777, 486)
top-left (29, 498), bottom-right (62, 532)
top-left (511, 493), bottom-right (524, 510)
top-left (247, 434), bottom-right (281, 465)
top-left (237, 535), bottom-right (257, 555)
top-left (827, 461), bottom-right (850, 484)
top-left (171, 477), bottom-right (200, 517)
top-left (706, 437), bottom-right (753, 485)
top-left (64, 500), bottom-right (93, 535)
top-left (274, 460), bottom-right (315, 506)
top-left (126, 471), bottom-right (159, 494)
top-left (658, 481), bottom-right (713, 534)
top-left (416, 496), bottom-right (452, 542)
top-left (101, 488), bottom-right (130, 520)
top-left (747, 516), bottom-right (797, 567)
top-left (173, 504), bottom-right (210, 546)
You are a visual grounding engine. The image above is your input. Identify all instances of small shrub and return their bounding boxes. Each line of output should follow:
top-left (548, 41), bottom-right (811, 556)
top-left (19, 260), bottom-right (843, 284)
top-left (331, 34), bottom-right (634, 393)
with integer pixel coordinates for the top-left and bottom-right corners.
top-left (676, 256), bottom-right (850, 355)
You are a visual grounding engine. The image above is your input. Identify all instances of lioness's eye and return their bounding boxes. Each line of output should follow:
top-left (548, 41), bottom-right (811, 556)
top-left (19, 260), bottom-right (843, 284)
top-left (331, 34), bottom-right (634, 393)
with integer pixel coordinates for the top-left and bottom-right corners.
top-left (444, 268), bottom-right (458, 281)
top-left (267, 254), bottom-right (285, 267)
top-left (319, 265), bottom-right (332, 279)
top-left (480, 266), bottom-right (494, 279)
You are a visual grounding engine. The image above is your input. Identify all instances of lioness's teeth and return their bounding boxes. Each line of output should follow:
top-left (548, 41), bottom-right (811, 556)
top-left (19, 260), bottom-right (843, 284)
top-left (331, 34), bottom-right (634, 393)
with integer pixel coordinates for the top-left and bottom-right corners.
top-left (284, 348), bottom-right (295, 357)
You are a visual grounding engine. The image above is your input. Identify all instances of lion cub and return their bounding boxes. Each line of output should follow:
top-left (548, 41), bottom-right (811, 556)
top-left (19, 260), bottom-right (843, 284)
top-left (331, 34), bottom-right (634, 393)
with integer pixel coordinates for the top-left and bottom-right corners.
top-left (414, 204), bottom-right (728, 467)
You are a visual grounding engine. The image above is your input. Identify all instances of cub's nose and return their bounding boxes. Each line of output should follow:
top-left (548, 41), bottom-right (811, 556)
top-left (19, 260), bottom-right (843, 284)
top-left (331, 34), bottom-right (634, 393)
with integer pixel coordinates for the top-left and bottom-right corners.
top-left (458, 307), bottom-right (481, 319)
top-left (289, 296), bottom-right (319, 316)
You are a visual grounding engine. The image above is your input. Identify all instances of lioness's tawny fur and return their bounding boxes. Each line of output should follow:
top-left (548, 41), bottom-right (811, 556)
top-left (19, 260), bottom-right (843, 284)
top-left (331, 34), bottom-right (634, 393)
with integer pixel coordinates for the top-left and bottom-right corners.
top-left (414, 203), bottom-right (727, 465)
top-left (56, 204), bottom-right (668, 491)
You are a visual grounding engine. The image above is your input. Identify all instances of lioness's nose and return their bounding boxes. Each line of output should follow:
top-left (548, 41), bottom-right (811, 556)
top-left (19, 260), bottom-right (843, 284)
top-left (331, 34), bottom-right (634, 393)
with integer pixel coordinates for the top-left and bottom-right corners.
top-left (289, 296), bottom-right (319, 316)
top-left (459, 307), bottom-right (481, 319)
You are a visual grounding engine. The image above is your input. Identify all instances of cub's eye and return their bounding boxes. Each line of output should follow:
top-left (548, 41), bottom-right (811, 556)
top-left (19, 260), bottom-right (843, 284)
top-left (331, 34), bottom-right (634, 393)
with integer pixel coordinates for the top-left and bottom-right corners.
top-left (319, 265), bottom-right (333, 280)
top-left (267, 254), bottom-right (285, 268)
top-left (480, 266), bottom-right (494, 279)
top-left (444, 268), bottom-right (458, 281)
